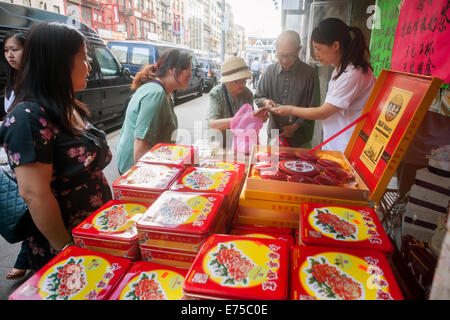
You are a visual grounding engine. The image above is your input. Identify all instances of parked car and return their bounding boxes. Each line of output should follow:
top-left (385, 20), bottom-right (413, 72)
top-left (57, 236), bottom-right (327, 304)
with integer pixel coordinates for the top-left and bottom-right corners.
top-left (197, 57), bottom-right (221, 92)
top-left (0, 2), bottom-right (133, 132)
top-left (107, 40), bottom-right (204, 103)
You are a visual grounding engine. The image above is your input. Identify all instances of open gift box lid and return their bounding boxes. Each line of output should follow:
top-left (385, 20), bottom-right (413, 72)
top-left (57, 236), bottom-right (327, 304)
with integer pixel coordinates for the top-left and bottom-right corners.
top-left (344, 69), bottom-right (442, 203)
top-left (247, 70), bottom-right (442, 204)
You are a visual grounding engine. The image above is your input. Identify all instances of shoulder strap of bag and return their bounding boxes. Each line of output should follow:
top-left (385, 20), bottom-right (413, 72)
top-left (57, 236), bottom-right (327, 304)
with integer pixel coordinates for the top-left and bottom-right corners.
top-left (223, 85), bottom-right (235, 117)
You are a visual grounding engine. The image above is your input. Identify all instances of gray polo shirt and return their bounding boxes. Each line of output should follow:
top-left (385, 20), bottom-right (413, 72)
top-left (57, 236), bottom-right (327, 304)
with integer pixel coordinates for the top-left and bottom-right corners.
top-left (254, 59), bottom-right (320, 147)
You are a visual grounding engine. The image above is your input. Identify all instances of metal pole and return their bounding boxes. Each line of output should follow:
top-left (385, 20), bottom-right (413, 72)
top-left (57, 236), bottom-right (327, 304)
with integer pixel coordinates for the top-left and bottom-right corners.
top-left (221, 0), bottom-right (225, 63)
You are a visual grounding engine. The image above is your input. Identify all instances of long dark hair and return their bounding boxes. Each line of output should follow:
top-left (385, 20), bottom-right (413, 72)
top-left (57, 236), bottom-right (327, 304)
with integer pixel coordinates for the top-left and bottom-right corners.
top-left (13, 22), bottom-right (89, 135)
top-left (131, 49), bottom-right (192, 90)
top-left (311, 18), bottom-right (372, 80)
top-left (2, 32), bottom-right (26, 101)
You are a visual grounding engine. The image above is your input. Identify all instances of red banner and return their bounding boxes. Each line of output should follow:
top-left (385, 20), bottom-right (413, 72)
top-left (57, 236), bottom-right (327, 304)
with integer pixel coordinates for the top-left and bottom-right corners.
top-left (391, 0), bottom-right (450, 83)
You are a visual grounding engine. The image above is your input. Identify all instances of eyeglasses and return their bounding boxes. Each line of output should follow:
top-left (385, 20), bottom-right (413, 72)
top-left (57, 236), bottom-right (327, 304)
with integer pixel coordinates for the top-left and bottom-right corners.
top-left (233, 79), bottom-right (248, 85)
top-left (276, 53), bottom-right (298, 60)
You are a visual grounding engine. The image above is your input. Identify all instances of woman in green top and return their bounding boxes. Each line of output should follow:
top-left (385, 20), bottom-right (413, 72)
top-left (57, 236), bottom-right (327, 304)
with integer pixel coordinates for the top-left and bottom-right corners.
top-left (116, 49), bottom-right (192, 174)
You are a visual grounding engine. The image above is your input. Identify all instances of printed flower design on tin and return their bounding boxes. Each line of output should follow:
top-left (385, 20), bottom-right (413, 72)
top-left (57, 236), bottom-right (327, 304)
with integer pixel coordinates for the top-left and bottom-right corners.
top-left (209, 243), bottom-right (255, 286)
top-left (314, 208), bottom-right (357, 240)
top-left (157, 198), bottom-right (193, 225)
top-left (184, 171), bottom-right (215, 190)
top-left (305, 256), bottom-right (363, 300)
top-left (125, 272), bottom-right (167, 300)
top-left (44, 258), bottom-right (87, 300)
top-left (96, 205), bottom-right (129, 232)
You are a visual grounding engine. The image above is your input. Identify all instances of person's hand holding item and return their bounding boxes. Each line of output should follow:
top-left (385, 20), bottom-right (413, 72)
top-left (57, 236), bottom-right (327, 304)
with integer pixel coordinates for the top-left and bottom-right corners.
top-left (268, 104), bottom-right (293, 116)
top-left (280, 122), bottom-right (299, 138)
top-left (253, 106), bottom-right (270, 123)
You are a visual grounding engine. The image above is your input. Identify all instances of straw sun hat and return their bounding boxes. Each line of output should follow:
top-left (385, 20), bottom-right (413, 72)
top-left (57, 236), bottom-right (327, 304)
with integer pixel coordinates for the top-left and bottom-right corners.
top-left (220, 56), bottom-right (252, 83)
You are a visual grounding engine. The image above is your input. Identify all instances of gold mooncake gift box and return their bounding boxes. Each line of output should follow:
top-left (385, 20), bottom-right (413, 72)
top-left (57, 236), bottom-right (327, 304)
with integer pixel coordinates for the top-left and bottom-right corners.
top-left (137, 191), bottom-right (226, 252)
top-left (139, 143), bottom-right (198, 166)
top-left (183, 234), bottom-right (289, 300)
top-left (9, 246), bottom-right (132, 300)
top-left (245, 70), bottom-right (442, 207)
top-left (112, 162), bottom-right (184, 203)
top-left (108, 261), bottom-right (188, 300)
top-left (72, 200), bottom-right (151, 261)
top-left (290, 245), bottom-right (403, 300)
top-left (299, 202), bottom-right (393, 255)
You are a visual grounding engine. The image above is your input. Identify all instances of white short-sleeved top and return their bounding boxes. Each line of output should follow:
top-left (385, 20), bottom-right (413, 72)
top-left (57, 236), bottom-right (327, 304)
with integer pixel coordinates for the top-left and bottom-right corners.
top-left (322, 64), bottom-right (376, 153)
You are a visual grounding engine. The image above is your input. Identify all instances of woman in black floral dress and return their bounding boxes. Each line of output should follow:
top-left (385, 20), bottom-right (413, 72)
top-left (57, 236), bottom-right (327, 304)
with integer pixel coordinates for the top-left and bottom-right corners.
top-left (0, 23), bottom-right (112, 271)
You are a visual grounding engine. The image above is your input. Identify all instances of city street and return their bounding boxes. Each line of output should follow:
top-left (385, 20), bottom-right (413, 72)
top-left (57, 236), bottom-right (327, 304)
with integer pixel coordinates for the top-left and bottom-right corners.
top-left (0, 85), bottom-right (268, 300)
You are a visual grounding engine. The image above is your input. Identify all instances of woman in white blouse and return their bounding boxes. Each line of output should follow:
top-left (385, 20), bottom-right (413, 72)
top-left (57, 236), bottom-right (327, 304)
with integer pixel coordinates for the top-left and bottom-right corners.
top-left (270, 18), bottom-right (376, 153)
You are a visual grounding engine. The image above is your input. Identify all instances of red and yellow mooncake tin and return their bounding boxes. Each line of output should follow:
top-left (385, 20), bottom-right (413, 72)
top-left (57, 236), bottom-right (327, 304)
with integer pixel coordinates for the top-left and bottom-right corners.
top-left (72, 200), bottom-right (150, 260)
top-left (9, 246), bottom-right (132, 300)
top-left (290, 245), bottom-right (403, 300)
top-left (112, 162), bottom-right (184, 203)
top-left (139, 143), bottom-right (197, 166)
top-left (137, 191), bottom-right (225, 251)
top-left (300, 203), bottom-right (392, 254)
top-left (183, 234), bottom-right (289, 300)
top-left (108, 261), bottom-right (187, 300)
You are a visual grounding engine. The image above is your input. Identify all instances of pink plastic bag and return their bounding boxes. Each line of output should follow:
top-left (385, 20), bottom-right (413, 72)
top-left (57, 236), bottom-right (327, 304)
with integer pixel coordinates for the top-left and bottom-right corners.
top-left (230, 104), bottom-right (263, 154)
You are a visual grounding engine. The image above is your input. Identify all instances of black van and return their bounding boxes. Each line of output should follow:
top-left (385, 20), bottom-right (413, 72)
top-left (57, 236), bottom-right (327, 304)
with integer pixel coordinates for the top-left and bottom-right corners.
top-left (107, 40), bottom-right (204, 104)
top-left (0, 3), bottom-right (133, 132)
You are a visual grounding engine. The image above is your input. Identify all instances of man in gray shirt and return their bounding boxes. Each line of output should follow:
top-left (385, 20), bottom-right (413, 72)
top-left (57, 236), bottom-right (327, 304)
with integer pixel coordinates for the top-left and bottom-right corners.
top-left (255, 30), bottom-right (320, 148)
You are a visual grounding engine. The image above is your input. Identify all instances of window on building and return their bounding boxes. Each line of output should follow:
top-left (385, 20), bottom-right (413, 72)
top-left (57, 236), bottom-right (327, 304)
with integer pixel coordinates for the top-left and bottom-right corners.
top-left (23, 0), bottom-right (31, 7)
top-left (150, 23), bottom-right (156, 33)
top-left (53, 5), bottom-right (60, 13)
top-left (131, 47), bottom-right (150, 65)
top-left (109, 45), bottom-right (128, 64)
top-left (136, 18), bottom-right (142, 38)
top-left (95, 47), bottom-right (119, 77)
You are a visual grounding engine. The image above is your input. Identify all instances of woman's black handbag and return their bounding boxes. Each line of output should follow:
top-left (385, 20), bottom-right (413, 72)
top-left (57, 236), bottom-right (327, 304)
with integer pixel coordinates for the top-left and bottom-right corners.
top-left (0, 169), bottom-right (34, 243)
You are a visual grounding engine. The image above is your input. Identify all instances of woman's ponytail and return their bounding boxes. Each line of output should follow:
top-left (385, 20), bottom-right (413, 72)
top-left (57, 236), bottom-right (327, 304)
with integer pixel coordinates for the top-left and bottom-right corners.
top-left (311, 18), bottom-right (372, 80)
top-left (131, 64), bottom-right (157, 90)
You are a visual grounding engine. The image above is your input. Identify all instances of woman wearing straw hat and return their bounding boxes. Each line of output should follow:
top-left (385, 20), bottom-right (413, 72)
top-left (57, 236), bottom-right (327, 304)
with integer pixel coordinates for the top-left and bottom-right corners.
top-left (206, 56), bottom-right (268, 148)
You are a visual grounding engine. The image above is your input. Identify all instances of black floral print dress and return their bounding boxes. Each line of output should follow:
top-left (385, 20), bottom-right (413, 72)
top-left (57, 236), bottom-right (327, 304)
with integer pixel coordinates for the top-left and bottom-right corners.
top-left (0, 102), bottom-right (113, 271)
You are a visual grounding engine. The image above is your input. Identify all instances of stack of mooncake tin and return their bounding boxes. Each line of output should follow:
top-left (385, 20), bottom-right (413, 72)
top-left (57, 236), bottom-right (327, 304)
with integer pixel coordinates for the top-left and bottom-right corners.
top-left (137, 191), bottom-right (226, 269)
top-left (183, 234), bottom-right (289, 299)
top-left (112, 162), bottom-right (184, 204)
top-left (169, 167), bottom-right (239, 233)
top-left (299, 202), bottom-right (393, 257)
top-left (9, 246), bottom-right (132, 300)
top-left (290, 245), bottom-right (404, 300)
top-left (72, 200), bottom-right (151, 261)
top-left (139, 143), bottom-right (197, 166)
top-left (108, 261), bottom-right (188, 300)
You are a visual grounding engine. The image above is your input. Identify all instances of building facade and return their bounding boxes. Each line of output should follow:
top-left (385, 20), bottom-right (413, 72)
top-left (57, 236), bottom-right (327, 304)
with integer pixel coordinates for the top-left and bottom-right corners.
top-left (1, 0), bottom-right (243, 56)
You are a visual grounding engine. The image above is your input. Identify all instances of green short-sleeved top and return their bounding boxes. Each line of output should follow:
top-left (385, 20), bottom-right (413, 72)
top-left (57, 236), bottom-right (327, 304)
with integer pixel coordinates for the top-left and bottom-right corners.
top-left (206, 83), bottom-right (254, 147)
top-left (115, 82), bottom-right (178, 173)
